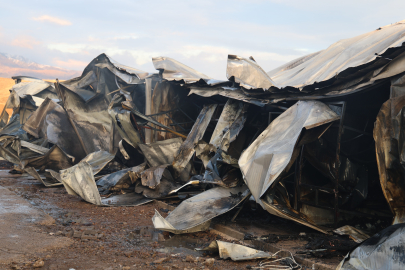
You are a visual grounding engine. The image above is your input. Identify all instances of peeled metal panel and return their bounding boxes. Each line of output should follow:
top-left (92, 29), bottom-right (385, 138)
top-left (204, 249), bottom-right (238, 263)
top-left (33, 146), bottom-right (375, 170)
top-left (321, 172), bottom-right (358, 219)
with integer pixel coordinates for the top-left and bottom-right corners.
top-left (22, 98), bottom-right (87, 160)
top-left (80, 150), bottom-right (116, 175)
top-left (199, 241), bottom-right (273, 261)
top-left (60, 161), bottom-right (102, 205)
top-left (268, 21), bottom-right (405, 88)
top-left (139, 138), bottom-right (183, 167)
top-left (152, 56), bottom-right (210, 83)
top-left (152, 185), bottom-right (248, 233)
top-left (337, 224), bottom-right (405, 270)
top-left (210, 99), bottom-right (247, 150)
top-left (227, 55), bottom-right (276, 90)
top-left (239, 101), bottom-right (339, 201)
top-left (374, 95), bottom-right (405, 224)
top-left (58, 84), bottom-right (116, 155)
top-left (172, 104), bottom-right (217, 175)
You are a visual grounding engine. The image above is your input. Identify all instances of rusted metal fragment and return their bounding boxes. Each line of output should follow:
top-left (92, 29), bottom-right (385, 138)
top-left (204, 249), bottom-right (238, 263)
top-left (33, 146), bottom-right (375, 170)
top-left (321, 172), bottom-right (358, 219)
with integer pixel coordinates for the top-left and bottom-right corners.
top-left (337, 224), bottom-right (405, 270)
top-left (152, 185), bottom-right (249, 234)
top-left (141, 164), bottom-right (172, 189)
top-left (198, 240), bottom-right (273, 261)
top-left (22, 98), bottom-right (86, 159)
top-left (60, 161), bottom-right (102, 205)
top-left (227, 55), bottom-right (276, 90)
top-left (374, 95), bottom-right (405, 224)
top-left (239, 101), bottom-right (338, 233)
top-left (97, 162), bottom-right (146, 194)
top-left (172, 104), bottom-right (217, 176)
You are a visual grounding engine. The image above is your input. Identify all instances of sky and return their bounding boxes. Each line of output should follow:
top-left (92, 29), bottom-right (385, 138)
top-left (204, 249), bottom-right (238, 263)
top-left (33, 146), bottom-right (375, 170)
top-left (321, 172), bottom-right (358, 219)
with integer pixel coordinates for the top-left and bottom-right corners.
top-left (1, 0), bottom-right (405, 80)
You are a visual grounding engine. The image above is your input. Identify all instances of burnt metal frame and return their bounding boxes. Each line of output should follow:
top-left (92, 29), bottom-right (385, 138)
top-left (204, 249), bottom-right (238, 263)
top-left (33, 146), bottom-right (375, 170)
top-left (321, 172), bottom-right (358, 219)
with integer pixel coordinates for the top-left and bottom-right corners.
top-left (293, 101), bottom-right (346, 228)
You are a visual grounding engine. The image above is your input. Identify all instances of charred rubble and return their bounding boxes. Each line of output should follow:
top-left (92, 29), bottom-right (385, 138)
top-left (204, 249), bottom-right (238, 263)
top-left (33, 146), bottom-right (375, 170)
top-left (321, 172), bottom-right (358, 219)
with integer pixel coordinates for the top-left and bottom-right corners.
top-left (2, 20), bottom-right (405, 269)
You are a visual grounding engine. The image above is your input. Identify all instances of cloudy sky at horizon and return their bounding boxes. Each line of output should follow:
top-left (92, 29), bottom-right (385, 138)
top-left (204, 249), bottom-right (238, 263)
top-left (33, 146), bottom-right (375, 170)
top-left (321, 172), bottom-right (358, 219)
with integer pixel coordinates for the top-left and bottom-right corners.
top-left (1, 0), bottom-right (405, 79)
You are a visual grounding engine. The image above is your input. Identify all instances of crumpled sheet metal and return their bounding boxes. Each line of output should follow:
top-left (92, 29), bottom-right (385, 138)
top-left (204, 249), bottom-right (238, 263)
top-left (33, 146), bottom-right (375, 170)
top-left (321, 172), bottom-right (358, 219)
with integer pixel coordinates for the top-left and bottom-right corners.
top-left (141, 164), bottom-right (172, 189)
top-left (172, 104), bottom-right (217, 176)
top-left (210, 99), bottom-right (248, 150)
top-left (108, 93), bottom-right (142, 148)
top-left (10, 80), bottom-right (55, 98)
top-left (333, 225), bottom-right (370, 244)
top-left (188, 88), bottom-right (269, 107)
top-left (22, 98), bottom-right (87, 159)
top-left (227, 55), bottom-right (276, 90)
top-left (60, 161), bottom-right (102, 205)
top-left (80, 150), bottom-right (116, 175)
top-left (21, 145), bottom-right (74, 171)
top-left (139, 138), bottom-right (193, 182)
top-left (152, 56), bottom-right (211, 83)
top-left (198, 240), bottom-right (273, 261)
top-left (97, 162), bottom-right (146, 194)
top-left (336, 223), bottom-right (405, 270)
top-left (152, 185), bottom-right (249, 234)
top-left (57, 83), bottom-right (118, 155)
top-left (239, 101), bottom-right (339, 201)
top-left (239, 101), bottom-right (338, 233)
top-left (267, 20), bottom-right (405, 89)
top-left (100, 193), bottom-right (153, 207)
top-left (374, 95), bottom-right (405, 224)
top-left (24, 167), bottom-right (62, 187)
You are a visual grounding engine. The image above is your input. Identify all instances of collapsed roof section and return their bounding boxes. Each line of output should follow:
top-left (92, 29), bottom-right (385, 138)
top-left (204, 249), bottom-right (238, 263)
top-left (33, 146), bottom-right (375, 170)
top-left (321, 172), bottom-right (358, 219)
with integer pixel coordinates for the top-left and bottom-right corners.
top-left (2, 22), bottom-right (405, 263)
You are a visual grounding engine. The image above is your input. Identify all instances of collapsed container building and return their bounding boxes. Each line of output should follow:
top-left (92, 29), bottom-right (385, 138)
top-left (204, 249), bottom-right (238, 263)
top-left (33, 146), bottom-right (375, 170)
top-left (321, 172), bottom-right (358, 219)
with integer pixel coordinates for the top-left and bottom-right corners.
top-left (2, 20), bottom-right (405, 269)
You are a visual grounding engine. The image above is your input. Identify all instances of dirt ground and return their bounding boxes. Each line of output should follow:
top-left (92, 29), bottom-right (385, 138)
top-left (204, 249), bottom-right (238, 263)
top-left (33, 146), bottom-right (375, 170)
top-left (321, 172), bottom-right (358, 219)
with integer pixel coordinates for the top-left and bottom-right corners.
top-left (0, 171), bottom-right (294, 270)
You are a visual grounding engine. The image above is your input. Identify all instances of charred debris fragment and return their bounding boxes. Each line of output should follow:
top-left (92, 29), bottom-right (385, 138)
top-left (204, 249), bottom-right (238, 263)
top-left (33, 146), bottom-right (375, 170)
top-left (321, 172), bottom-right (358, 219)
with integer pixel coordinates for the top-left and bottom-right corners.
top-left (2, 20), bottom-right (405, 266)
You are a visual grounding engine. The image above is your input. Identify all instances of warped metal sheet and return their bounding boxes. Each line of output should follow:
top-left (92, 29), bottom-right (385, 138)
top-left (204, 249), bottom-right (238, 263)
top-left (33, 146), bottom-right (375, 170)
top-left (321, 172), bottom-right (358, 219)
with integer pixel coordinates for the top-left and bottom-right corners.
top-left (57, 83), bottom-right (118, 155)
top-left (101, 193), bottom-right (153, 206)
top-left (172, 104), bottom-right (217, 176)
top-left (239, 101), bottom-right (338, 233)
top-left (21, 145), bottom-right (74, 171)
top-left (152, 185), bottom-right (249, 234)
top-left (139, 138), bottom-right (183, 167)
top-left (227, 55), bottom-right (276, 90)
top-left (10, 80), bottom-right (54, 98)
top-left (334, 225), bottom-right (370, 244)
top-left (188, 88), bottom-right (268, 107)
top-left (210, 99), bottom-right (248, 151)
top-left (141, 164), bottom-right (172, 189)
top-left (239, 101), bottom-right (339, 201)
top-left (60, 161), bottom-right (102, 205)
top-left (199, 240), bottom-right (272, 261)
top-left (24, 167), bottom-right (62, 187)
top-left (268, 20), bottom-right (405, 89)
top-left (139, 138), bottom-right (193, 182)
top-left (337, 224), bottom-right (405, 270)
top-left (152, 56), bottom-right (211, 83)
top-left (108, 93), bottom-right (142, 148)
top-left (97, 162), bottom-right (146, 194)
top-left (80, 150), bottom-right (116, 175)
top-left (22, 98), bottom-right (86, 160)
top-left (374, 95), bottom-right (405, 224)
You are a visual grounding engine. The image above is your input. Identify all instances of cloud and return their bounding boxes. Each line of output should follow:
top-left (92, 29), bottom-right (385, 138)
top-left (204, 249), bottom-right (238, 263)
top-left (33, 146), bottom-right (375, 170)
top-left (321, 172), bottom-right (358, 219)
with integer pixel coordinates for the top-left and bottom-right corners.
top-left (53, 58), bottom-right (88, 70)
top-left (11, 36), bottom-right (41, 49)
top-left (32, 15), bottom-right (72, 26)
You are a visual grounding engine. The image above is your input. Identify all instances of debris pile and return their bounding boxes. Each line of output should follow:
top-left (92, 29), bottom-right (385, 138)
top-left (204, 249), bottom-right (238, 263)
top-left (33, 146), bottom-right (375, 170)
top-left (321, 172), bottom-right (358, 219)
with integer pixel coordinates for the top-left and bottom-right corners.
top-left (2, 20), bottom-right (405, 268)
